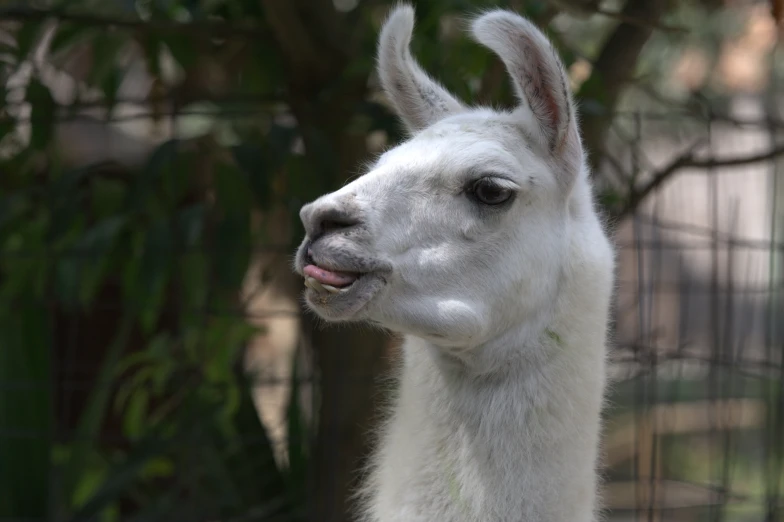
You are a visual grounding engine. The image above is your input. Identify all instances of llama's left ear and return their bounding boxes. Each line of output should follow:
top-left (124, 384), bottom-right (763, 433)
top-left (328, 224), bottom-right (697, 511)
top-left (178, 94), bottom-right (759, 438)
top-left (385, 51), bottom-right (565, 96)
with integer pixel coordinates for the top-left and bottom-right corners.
top-left (377, 4), bottom-right (466, 134)
top-left (472, 11), bottom-right (580, 163)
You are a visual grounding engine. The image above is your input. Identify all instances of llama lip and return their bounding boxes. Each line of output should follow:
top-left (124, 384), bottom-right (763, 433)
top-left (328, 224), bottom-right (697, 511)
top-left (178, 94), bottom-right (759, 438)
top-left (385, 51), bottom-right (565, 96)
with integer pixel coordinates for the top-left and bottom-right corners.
top-left (303, 264), bottom-right (358, 288)
top-left (296, 242), bottom-right (388, 318)
top-left (304, 275), bottom-right (350, 294)
top-left (302, 248), bottom-right (362, 294)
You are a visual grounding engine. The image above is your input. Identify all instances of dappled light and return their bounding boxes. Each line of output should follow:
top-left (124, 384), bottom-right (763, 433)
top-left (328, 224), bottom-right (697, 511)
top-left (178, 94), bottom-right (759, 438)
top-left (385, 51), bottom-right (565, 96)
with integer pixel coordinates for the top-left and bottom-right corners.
top-left (1, 1), bottom-right (783, 521)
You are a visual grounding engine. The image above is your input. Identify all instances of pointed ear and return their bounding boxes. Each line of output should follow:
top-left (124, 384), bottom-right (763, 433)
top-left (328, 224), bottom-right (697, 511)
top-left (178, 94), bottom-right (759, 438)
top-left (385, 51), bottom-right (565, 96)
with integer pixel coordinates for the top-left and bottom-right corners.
top-left (377, 4), bottom-right (466, 134)
top-left (471, 11), bottom-right (578, 157)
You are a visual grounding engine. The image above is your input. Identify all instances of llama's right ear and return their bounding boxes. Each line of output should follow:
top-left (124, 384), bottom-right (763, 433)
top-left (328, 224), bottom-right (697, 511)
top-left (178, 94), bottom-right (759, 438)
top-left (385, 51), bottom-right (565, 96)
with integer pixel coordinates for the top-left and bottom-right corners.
top-left (377, 4), bottom-right (465, 134)
top-left (471, 11), bottom-right (579, 161)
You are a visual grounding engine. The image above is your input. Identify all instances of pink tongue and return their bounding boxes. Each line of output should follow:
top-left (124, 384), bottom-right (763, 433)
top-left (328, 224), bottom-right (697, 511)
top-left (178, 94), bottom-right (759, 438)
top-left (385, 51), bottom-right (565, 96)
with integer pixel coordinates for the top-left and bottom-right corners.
top-left (304, 264), bottom-right (358, 288)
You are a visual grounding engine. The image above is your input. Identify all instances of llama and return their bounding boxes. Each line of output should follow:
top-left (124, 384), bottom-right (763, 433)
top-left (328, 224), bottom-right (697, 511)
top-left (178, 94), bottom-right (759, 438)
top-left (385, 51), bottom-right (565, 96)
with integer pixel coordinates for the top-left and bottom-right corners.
top-left (293, 5), bottom-right (615, 521)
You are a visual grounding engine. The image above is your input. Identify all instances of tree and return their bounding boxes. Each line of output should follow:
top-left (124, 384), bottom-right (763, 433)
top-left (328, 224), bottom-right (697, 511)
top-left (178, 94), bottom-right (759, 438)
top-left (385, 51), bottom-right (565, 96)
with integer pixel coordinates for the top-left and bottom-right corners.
top-left (1, 0), bottom-right (782, 521)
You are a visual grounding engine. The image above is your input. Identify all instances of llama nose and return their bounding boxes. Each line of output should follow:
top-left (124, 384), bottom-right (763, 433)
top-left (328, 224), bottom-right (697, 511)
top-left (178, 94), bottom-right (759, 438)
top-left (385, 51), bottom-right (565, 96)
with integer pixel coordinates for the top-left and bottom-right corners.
top-left (300, 200), bottom-right (363, 240)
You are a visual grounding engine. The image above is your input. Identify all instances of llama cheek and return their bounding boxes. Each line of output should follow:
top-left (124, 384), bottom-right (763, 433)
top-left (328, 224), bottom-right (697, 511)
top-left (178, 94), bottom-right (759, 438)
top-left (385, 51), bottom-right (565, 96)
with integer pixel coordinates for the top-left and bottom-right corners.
top-left (377, 295), bottom-right (486, 345)
top-left (431, 299), bottom-right (488, 345)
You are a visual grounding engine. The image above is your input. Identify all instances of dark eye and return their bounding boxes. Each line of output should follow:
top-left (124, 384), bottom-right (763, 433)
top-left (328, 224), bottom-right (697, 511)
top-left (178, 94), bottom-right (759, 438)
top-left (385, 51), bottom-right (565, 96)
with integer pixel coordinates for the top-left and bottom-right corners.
top-left (469, 178), bottom-right (514, 206)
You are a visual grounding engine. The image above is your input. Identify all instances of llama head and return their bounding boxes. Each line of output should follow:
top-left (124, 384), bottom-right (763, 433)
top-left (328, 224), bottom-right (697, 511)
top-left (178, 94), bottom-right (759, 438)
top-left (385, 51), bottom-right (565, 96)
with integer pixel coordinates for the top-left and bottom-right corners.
top-left (294, 4), bottom-right (594, 348)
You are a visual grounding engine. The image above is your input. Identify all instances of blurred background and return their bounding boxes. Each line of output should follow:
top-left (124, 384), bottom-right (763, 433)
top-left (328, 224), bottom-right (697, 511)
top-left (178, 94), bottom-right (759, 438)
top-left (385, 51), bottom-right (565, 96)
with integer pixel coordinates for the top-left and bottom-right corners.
top-left (0, 0), bottom-right (783, 521)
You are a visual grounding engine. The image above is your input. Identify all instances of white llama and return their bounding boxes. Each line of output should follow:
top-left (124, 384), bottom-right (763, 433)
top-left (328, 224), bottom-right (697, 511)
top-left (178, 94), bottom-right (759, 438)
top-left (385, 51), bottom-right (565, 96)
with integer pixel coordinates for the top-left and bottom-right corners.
top-left (294, 5), bottom-right (615, 521)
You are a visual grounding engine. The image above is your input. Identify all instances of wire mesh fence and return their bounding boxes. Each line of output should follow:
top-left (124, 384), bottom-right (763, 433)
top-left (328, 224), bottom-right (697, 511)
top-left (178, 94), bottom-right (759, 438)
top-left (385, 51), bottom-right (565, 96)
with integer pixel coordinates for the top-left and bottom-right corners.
top-left (4, 110), bottom-right (777, 522)
top-left (600, 103), bottom-right (784, 521)
top-left (1, 3), bottom-right (783, 521)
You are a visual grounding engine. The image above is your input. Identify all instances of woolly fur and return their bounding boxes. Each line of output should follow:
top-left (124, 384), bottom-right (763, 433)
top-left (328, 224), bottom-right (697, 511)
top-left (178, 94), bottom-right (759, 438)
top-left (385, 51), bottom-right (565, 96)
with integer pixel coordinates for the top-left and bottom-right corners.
top-left (294, 5), bottom-right (616, 521)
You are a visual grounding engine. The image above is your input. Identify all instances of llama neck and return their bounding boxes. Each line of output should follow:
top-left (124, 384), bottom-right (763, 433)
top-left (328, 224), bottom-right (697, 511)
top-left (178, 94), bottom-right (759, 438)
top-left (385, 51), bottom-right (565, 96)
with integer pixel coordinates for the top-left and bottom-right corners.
top-left (365, 209), bottom-right (614, 522)
top-left (366, 318), bottom-right (608, 522)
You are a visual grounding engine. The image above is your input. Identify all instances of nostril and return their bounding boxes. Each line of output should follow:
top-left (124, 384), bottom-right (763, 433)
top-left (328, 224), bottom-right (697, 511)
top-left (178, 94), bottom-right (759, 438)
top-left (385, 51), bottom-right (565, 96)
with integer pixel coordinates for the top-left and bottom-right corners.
top-left (322, 218), bottom-right (359, 234)
top-left (304, 202), bottom-right (363, 239)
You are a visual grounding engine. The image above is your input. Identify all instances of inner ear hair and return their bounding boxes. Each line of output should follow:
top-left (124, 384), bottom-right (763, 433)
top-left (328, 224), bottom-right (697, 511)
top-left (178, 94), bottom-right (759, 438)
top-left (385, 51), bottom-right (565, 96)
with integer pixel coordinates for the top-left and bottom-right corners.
top-left (470, 11), bottom-right (573, 154)
top-left (377, 4), bottom-right (466, 133)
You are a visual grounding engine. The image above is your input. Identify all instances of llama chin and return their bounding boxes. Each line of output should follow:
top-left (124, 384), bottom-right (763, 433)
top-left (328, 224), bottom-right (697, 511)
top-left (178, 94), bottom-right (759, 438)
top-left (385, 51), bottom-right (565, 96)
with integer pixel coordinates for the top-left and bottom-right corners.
top-left (294, 236), bottom-right (391, 320)
top-left (294, 4), bottom-right (615, 521)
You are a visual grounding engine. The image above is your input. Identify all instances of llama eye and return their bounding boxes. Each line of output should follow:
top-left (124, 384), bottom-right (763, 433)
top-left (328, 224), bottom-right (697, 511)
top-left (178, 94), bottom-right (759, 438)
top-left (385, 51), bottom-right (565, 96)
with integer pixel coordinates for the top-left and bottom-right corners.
top-left (469, 178), bottom-right (514, 206)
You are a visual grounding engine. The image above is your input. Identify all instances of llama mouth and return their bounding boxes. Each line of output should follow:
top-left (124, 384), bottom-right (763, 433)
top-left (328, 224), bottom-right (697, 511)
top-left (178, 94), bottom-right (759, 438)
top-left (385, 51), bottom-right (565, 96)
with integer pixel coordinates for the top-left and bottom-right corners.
top-left (296, 243), bottom-right (389, 320)
top-left (302, 248), bottom-right (363, 295)
top-left (303, 264), bottom-right (359, 294)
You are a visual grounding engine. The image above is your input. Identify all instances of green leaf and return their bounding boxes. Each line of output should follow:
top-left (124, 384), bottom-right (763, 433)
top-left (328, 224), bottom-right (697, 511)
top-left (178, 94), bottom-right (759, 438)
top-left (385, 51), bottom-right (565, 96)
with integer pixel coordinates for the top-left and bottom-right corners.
top-left (80, 218), bottom-right (120, 256)
top-left (221, 370), bottom-right (291, 511)
top-left (0, 214), bottom-right (50, 303)
top-left (287, 155), bottom-right (327, 204)
top-left (139, 457), bottom-right (174, 481)
top-left (14, 20), bottom-right (43, 62)
top-left (202, 319), bottom-right (257, 389)
top-left (213, 161), bottom-right (252, 213)
top-left (69, 433), bottom-right (172, 521)
top-left (53, 216), bottom-right (126, 307)
top-left (26, 79), bottom-right (55, 150)
top-left (130, 140), bottom-right (180, 211)
top-left (285, 349), bottom-right (309, 504)
top-left (176, 203), bottom-right (205, 248)
top-left (48, 173), bottom-right (89, 245)
top-left (231, 144), bottom-right (270, 209)
top-left (0, 115), bottom-right (16, 144)
top-left (101, 66), bottom-right (125, 117)
top-left (213, 212), bottom-right (250, 291)
top-left (161, 34), bottom-right (199, 70)
top-left (144, 139), bottom-right (180, 176)
top-left (123, 389), bottom-right (149, 441)
top-left (0, 192), bottom-right (29, 231)
top-left (179, 249), bottom-right (209, 317)
top-left (87, 32), bottom-right (128, 90)
top-left (54, 256), bottom-right (81, 308)
top-left (0, 301), bottom-right (51, 519)
top-left (113, 352), bottom-right (157, 415)
top-left (71, 452), bottom-right (109, 509)
top-left (138, 219), bottom-right (172, 333)
top-left (121, 229), bottom-right (145, 311)
top-left (91, 177), bottom-right (128, 219)
top-left (60, 313), bottom-right (135, 507)
top-left (139, 34), bottom-right (163, 80)
top-left (49, 24), bottom-right (96, 59)
top-left (79, 216), bottom-right (127, 302)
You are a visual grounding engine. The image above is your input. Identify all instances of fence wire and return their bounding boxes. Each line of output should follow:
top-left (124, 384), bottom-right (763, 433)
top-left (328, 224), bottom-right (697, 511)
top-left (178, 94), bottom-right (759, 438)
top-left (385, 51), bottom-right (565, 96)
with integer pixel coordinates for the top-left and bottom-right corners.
top-left (0, 9), bottom-right (783, 522)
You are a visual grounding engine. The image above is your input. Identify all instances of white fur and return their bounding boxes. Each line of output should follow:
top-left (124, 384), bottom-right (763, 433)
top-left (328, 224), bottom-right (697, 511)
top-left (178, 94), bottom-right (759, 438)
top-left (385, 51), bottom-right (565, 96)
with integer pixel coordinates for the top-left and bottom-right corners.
top-left (294, 5), bottom-right (615, 521)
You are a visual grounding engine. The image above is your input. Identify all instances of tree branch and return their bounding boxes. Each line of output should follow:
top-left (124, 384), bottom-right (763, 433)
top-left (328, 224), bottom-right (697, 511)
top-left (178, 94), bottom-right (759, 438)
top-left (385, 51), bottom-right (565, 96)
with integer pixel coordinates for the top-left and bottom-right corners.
top-left (593, 7), bottom-right (687, 34)
top-left (257, 4), bottom-right (387, 522)
top-left (260, 0), bottom-right (349, 91)
top-left (578, 0), bottom-right (672, 172)
top-left (617, 140), bottom-right (784, 218)
top-left (0, 7), bottom-right (270, 37)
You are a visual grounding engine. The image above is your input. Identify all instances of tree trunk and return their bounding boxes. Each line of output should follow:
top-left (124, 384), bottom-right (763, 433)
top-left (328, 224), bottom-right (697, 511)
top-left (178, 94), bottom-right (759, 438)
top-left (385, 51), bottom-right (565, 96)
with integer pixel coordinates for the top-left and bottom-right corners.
top-left (259, 3), bottom-right (398, 520)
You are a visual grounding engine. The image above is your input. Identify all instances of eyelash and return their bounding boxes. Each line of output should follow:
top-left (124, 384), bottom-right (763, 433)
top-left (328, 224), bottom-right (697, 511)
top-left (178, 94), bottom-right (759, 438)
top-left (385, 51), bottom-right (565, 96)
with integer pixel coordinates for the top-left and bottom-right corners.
top-left (465, 176), bottom-right (517, 206)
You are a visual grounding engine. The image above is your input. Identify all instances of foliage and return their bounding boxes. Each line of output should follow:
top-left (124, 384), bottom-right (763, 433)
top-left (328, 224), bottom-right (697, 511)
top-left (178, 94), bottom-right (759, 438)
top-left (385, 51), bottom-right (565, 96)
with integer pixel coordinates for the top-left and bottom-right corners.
top-left (0, 17), bottom-right (306, 514)
top-left (0, 1), bottom-right (510, 517)
top-left (0, 0), bottom-right (782, 520)
top-left (0, 128), bottom-right (307, 518)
